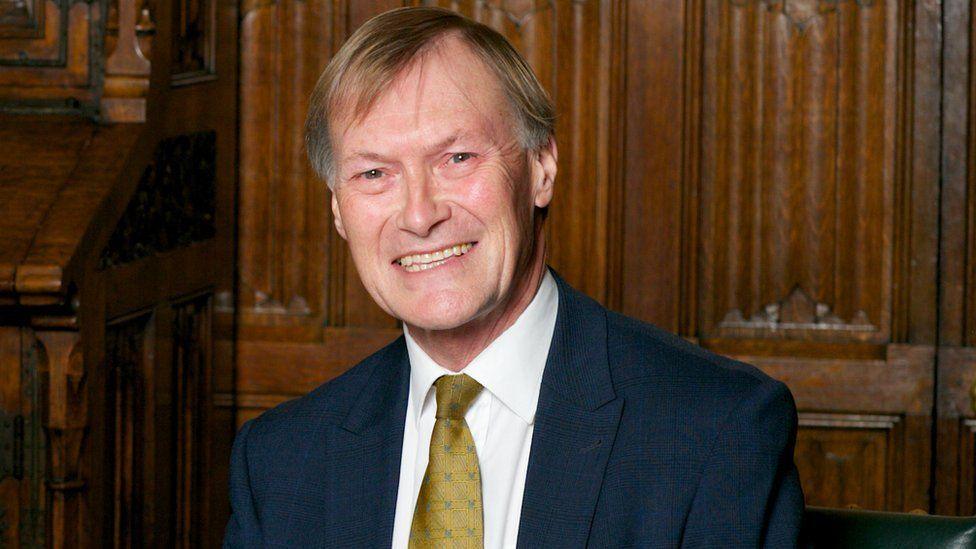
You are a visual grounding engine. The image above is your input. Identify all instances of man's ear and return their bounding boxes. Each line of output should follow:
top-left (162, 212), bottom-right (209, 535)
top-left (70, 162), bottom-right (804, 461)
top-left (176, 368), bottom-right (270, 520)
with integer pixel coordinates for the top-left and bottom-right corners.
top-left (331, 192), bottom-right (348, 240)
top-left (532, 136), bottom-right (558, 209)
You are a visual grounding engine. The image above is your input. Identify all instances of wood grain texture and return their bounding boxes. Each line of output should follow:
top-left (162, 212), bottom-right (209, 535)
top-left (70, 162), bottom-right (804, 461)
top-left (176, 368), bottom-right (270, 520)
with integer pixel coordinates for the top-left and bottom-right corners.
top-left (934, 0), bottom-right (976, 515)
top-left (699, 0), bottom-right (897, 344)
top-left (239, 0), bottom-right (338, 323)
top-left (0, 118), bottom-right (144, 305)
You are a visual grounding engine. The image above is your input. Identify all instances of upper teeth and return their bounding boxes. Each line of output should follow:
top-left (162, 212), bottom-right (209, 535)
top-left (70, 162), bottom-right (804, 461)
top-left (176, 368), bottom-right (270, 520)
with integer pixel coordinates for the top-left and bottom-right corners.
top-left (398, 243), bottom-right (473, 268)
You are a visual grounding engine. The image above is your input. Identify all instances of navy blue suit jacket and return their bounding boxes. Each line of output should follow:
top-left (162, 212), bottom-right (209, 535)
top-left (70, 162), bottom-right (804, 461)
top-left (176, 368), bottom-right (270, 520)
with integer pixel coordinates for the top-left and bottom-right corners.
top-left (225, 273), bottom-right (804, 547)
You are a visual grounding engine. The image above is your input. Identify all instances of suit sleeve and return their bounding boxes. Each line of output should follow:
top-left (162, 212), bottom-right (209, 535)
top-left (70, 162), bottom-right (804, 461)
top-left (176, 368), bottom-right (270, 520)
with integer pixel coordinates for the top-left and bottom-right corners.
top-left (681, 378), bottom-right (805, 548)
top-left (223, 420), bottom-right (261, 548)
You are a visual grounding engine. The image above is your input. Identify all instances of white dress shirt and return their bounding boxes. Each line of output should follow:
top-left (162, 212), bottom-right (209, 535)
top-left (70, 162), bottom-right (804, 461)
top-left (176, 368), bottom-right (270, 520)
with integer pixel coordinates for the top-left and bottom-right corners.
top-left (391, 271), bottom-right (559, 549)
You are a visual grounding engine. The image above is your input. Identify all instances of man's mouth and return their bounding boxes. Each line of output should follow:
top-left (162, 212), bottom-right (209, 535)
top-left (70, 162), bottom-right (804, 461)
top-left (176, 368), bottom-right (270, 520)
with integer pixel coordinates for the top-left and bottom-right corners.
top-left (394, 242), bottom-right (476, 272)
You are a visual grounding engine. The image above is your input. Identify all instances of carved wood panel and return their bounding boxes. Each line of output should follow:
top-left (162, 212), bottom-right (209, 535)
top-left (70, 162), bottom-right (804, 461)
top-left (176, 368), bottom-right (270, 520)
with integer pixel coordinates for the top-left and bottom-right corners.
top-left (699, 0), bottom-right (898, 344)
top-left (795, 414), bottom-right (898, 510)
top-left (105, 311), bottom-right (154, 548)
top-left (100, 132), bottom-right (217, 270)
top-left (0, 0), bottom-right (98, 106)
top-left (934, 0), bottom-right (976, 516)
top-left (239, 0), bottom-right (337, 323)
top-left (103, 292), bottom-right (213, 547)
top-left (171, 294), bottom-right (213, 548)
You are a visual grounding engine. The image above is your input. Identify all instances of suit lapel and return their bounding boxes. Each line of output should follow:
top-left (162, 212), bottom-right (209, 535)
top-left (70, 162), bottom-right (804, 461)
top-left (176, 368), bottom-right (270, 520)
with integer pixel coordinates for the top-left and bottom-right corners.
top-left (338, 337), bottom-right (411, 547)
top-left (517, 274), bottom-right (622, 548)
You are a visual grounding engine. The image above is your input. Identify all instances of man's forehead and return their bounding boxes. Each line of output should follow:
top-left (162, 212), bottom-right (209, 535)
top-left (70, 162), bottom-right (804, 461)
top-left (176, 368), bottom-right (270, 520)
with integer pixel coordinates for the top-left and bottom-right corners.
top-left (335, 40), bottom-right (513, 153)
top-left (341, 38), bottom-right (505, 118)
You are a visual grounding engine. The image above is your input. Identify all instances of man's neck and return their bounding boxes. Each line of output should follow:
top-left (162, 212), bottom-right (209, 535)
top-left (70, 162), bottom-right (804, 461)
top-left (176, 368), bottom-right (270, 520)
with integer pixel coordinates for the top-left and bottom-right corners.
top-left (406, 255), bottom-right (548, 372)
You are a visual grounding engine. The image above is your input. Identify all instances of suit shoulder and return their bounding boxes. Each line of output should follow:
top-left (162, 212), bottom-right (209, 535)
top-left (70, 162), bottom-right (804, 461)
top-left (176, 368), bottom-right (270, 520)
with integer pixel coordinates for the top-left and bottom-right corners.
top-left (246, 335), bottom-right (406, 436)
top-left (605, 310), bottom-right (784, 398)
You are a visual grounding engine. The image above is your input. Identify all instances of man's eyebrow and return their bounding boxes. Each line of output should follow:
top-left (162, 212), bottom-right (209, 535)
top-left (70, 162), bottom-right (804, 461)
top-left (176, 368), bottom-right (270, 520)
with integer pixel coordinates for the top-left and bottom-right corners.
top-left (344, 150), bottom-right (393, 164)
top-left (343, 132), bottom-right (477, 165)
top-left (430, 133), bottom-right (462, 153)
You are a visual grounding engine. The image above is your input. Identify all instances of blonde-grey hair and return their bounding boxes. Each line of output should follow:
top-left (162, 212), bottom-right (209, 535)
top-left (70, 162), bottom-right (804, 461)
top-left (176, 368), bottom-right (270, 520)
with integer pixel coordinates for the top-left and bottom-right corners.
top-left (304, 6), bottom-right (555, 187)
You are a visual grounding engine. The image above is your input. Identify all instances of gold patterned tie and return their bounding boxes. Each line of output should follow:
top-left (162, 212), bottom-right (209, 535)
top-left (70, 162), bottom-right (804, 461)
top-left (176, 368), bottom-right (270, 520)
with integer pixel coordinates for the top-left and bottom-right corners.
top-left (409, 374), bottom-right (485, 548)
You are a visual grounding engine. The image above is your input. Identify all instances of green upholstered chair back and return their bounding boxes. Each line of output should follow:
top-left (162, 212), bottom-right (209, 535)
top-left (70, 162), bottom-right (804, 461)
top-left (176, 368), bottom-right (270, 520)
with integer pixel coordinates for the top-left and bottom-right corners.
top-left (801, 506), bottom-right (976, 549)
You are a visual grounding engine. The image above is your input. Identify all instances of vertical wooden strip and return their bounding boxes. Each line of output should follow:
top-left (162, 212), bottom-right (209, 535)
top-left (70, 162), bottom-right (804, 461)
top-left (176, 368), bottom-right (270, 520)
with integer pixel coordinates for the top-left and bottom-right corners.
top-left (239, 2), bottom-right (278, 312)
top-left (679, 0), bottom-right (702, 336)
top-left (904, 0), bottom-right (940, 345)
top-left (619, 0), bottom-right (687, 329)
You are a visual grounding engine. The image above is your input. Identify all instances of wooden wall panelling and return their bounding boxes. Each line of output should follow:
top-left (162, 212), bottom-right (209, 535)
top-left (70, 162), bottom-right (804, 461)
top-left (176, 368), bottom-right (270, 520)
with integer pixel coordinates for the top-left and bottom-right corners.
top-left (143, 0), bottom-right (240, 533)
top-left (0, 327), bottom-right (21, 546)
top-left (239, 0), bottom-right (337, 325)
top-left (105, 311), bottom-right (155, 548)
top-left (744, 344), bottom-right (934, 511)
top-left (699, 0), bottom-right (899, 345)
top-left (96, 132), bottom-right (224, 545)
top-left (936, 348), bottom-right (976, 515)
top-left (101, 293), bottom-right (215, 548)
top-left (0, 326), bottom-right (46, 546)
top-left (171, 295), bottom-right (213, 548)
top-left (795, 414), bottom-right (902, 510)
top-left (620, 0), bottom-right (696, 332)
top-left (935, 0), bottom-right (976, 516)
top-left (695, 0), bottom-right (942, 512)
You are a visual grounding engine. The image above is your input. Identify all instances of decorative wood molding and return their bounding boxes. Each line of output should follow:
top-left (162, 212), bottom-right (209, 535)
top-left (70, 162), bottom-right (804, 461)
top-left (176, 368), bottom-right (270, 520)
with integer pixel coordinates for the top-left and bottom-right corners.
top-left (799, 412), bottom-right (900, 430)
top-left (741, 343), bottom-right (934, 414)
top-left (699, 0), bottom-right (903, 344)
top-left (719, 286), bottom-right (875, 334)
top-left (728, 0), bottom-right (876, 32)
top-left (33, 328), bottom-right (86, 548)
top-left (470, 0), bottom-right (554, 30)
top-left (99, 132), bottom-right (217, 269)
top-left (0, 0), bottom-right (98, 110)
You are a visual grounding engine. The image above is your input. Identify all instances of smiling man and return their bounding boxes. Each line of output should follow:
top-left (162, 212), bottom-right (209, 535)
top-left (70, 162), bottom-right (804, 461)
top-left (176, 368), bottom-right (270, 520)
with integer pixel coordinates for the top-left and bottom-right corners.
top-left (224, 7), bottom-right (804, 548)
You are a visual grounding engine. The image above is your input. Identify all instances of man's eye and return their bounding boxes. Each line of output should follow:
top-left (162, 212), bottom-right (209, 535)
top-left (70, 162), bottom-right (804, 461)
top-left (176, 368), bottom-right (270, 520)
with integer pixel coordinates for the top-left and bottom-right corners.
top-left (361, 169), bottom-right (383, 180)
top-left (449, 152), bottom-right (474, 164)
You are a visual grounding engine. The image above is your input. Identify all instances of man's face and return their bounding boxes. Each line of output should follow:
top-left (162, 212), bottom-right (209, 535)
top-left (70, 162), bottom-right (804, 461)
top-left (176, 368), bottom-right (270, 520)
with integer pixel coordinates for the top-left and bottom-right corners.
top-left (330, 37), bottom-right (556, 332)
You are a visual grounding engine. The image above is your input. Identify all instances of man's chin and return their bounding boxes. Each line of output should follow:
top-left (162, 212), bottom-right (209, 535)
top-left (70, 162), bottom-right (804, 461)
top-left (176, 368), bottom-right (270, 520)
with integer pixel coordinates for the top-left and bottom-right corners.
top-left (402, 314), bottom-right (474, 333)
top-left (398, 302), bottom-right (486, 334)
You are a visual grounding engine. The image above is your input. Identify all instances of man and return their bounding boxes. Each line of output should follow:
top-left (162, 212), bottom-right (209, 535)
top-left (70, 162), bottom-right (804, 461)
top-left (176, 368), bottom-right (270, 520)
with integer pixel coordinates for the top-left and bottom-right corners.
top-left (225, 7), bottom-right (803, 548)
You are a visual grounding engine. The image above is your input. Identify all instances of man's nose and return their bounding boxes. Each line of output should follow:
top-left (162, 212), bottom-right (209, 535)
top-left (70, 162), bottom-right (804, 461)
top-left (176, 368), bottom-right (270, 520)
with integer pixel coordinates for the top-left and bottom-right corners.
top-left (395, 173), bottom-right (450, 237)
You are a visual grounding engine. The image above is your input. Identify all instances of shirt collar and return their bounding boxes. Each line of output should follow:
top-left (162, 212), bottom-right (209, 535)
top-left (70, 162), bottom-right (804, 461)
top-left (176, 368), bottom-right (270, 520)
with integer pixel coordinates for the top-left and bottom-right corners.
top-left (403, 270), bottom-right (559, 426)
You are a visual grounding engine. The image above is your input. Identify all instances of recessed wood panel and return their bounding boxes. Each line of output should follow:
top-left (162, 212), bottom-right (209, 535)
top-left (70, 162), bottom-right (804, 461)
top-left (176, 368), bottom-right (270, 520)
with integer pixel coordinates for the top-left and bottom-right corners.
top-left (105, 311), bottom-right (155, 548)
top-left (239, 0), bottom-right (338, 322)
top-left (172, 295), bottom-right (213, 548)
top-left (699, 0), bottom-right (898, 343)
top-left (795, 415), bottom-right (897, 510)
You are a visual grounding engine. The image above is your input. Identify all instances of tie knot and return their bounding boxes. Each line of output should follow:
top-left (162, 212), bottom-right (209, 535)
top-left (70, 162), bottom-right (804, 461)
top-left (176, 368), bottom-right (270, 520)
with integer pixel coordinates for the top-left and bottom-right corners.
top-left (433, 374), bottom-right (483, 419)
